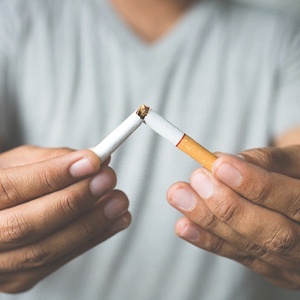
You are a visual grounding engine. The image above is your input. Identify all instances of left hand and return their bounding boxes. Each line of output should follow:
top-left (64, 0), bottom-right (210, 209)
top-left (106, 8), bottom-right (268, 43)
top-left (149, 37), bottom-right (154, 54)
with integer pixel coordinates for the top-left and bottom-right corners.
top-left (167, 145), bottom-right (300, 290)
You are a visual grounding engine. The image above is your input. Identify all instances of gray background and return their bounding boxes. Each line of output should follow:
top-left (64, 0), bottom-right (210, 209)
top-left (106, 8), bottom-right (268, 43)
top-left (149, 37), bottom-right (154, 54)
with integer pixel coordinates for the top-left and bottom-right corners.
top-left (236, 0), bottom-right (300, 14)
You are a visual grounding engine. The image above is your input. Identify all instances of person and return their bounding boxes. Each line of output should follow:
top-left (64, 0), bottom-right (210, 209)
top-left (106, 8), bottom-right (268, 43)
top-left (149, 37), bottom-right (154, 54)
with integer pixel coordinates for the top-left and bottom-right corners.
top-left (0, 0), bottom-right (300, 299)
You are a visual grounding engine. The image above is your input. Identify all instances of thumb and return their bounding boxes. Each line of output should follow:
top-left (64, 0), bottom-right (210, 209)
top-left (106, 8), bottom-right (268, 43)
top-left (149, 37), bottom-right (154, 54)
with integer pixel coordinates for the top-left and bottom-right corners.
top-left (0, 149), bottom-right (101, 210)
top-left (240, 145), bottom-right (300, 179)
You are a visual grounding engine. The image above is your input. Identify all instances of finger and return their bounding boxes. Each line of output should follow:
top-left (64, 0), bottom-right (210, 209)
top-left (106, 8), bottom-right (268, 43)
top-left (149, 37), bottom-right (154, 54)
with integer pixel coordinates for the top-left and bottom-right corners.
top-left (240, 146), bottom-right (300, 179)
top-left (0, 167), bottom-right (117, 250)
top-left (175, 217), bottom-right (264, 263)
top-left (167, 181), bottom-right (254, 250)
top-left (175, 217), bottom-right (300, 290)
top-left (212, 154), bottom-right (300, 222)
top-left (0, 149), bottom-right (101, 209)
top-left (190, 168), bottom-right (300, 258)
top-left (168, 182), bottom-right (298, 271)
top-left (0, 190), bottom-right (130, 272)
top-left (0, 214), bottom-right (131, 293)
top-left (0, 146), bottom-right (73, 168)
top-left (0, 146), bottom-right (111, 169)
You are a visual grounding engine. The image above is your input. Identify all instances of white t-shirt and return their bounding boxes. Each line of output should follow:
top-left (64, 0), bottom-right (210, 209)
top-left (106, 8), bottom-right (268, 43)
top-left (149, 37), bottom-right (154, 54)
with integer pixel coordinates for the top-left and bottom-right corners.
top-left (0, 0), bottom-right (300, 299)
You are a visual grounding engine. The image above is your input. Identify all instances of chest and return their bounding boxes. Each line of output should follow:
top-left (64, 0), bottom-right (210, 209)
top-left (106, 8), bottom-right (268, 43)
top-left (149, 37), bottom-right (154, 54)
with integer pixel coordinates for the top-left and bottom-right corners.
top-left (13, 15), bottom-right (276, 152)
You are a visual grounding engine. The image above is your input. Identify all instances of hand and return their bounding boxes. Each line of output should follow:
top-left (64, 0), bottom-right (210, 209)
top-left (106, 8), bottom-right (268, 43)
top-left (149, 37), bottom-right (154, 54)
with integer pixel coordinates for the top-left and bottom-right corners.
top-left (167, 145), bottom-right (300, 290)
top-left (0, 146), bottom-right (130, 293)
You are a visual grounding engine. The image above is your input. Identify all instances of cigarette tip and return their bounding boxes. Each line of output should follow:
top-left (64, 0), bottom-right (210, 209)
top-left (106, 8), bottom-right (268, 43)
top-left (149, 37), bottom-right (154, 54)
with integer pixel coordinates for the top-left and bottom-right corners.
top-left (136, 105), bottom-right (150, 119)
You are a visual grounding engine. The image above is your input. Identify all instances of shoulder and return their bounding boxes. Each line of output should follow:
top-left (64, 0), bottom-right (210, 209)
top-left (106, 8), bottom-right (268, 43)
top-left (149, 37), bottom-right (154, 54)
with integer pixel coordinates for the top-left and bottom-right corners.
top-left (213, 0), bottom-right (300, 59)
top-left (0, 0), bottom-right (82, 26)
top-left (0, 0), bottom-right (23, 56)
top-left (0, 0), bottom-right (74, 15)
top-left (222, 0), bottom-right (288, 21)
top-left (218, 0), bottom-right (300, 35)
top-left (0, 0), bottom-right (82, 55)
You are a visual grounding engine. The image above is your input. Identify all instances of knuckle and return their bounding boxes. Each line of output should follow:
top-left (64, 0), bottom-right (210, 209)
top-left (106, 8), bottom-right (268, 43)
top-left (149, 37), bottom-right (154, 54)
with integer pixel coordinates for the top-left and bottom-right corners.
top-left (214, 200), bottom-right (239, 224)
top-left (0, 173), bottom-right (20, 207)
top-left (288, 196), bottom-right (300, 222)
top-left (243, 242), bottom-right (266, 258)
top-left (291, 208), bottom-right (300, 223)
top-left (0, 213), bottom-right (32, 245)
top-left (59, 192), bottom-right (82, 217)
top-left (23, 244), bottom-right (50, 267)
top-left (247, 180), bottom-right (272, 204)
top-left (37, 167), bottom-right (64, 193)
top-left (236, 255), bottom-right (256, 267)
top-left (264, 226), bottom-right (296, 254)
top-left (197, 211), bottom-right (219, 231)
top-left (80, 217), bottom-right (100, 238)
top-left (206, 236), bottom-right (224, 253)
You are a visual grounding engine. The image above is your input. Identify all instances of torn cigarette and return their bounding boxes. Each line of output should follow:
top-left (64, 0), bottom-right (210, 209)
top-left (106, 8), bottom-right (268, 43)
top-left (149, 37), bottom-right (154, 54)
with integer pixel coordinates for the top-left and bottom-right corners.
top-left (92, 111), bottom-right (143, 162)
top-left (137, 105), bottom-right (217, 171)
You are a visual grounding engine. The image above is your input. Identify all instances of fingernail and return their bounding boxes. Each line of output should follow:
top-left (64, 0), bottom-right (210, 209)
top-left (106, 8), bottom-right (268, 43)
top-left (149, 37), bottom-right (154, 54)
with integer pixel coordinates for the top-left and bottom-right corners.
top-left (171, 188), bottom-right (195, 211)
top-left (109, 216), bottom-right (130, 232)
top-left (179, 223), bottom-right (199, 241)
top-left (215, 162), bottom-right (243, 187)
top-left (70, 158), bottom-right (95, 178)
top-left (191, 171), bottom-right (213, 199)
top-left (90, 172), bottom-right (113, 196)
top-left (236, 155), bottom-right (245, 160)
top-left (103, 198), bottom-right (127, 219)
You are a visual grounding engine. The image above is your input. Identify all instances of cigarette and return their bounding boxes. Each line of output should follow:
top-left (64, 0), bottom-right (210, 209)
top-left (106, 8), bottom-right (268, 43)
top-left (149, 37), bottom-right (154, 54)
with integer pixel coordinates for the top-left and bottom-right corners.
top-left (92, 111), bottom-right (143, 162)
top-left (137, 105), bottom-right (217, 171)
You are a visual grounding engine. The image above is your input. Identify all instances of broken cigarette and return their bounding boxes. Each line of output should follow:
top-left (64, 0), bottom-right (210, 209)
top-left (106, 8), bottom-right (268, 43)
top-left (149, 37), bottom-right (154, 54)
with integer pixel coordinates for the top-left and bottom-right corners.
top-left (91, 105), bottom-right (217, 171)
top-left (137, 105), bottom-right (217, 171)
top-left (92, 111), bottom-right (143, 162)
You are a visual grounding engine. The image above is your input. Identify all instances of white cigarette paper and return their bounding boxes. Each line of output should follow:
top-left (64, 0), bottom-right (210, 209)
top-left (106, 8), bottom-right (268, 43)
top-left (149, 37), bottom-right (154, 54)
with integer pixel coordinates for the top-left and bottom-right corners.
top-left (142, 109), bottom-right (184, 146)
top-left (139, 106), bottom-right (217, 171)
top-left (92, 105), bottom-right (216, 171)
top-left (92, 111), bottom-right (143, 162)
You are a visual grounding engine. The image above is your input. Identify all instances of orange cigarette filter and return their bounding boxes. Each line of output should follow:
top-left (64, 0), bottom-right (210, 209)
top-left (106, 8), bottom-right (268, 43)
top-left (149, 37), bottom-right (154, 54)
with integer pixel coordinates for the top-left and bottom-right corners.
top-left (176, 134), bottom-right (217, 171)
top-left (137, 105), bottom-right (217, 171)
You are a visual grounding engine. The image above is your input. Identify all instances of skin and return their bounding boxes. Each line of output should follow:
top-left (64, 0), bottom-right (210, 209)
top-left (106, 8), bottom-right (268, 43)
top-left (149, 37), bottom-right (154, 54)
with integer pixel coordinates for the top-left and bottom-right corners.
top-left (0, 0), bottom-right (299, 293)
top-left (167, 130), bottom-right (300, 290)
top-left (0, 146), bottom-right (131, 292)
top-left (111, 0), bottom-right (300, 289)
top-left (110, 0), bottom-right (197, 42)
top-left (0, 0), bottom-right (194, 293)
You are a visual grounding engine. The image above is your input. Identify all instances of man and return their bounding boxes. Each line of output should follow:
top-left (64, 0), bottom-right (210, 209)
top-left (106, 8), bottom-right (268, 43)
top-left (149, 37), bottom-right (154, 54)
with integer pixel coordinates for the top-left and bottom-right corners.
top-left (0, 0), bottom-right (300, 299)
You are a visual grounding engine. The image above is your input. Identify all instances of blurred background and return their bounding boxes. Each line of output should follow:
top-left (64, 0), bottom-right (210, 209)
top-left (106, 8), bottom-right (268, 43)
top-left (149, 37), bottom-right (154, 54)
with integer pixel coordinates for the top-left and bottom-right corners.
top-left (236, 0), bottom-right (300, 14)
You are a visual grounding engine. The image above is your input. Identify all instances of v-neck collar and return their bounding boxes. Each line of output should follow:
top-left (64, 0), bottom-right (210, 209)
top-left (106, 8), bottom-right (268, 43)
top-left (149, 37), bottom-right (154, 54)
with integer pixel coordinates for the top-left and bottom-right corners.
top-left (97, 0), bottom-right (215, 57)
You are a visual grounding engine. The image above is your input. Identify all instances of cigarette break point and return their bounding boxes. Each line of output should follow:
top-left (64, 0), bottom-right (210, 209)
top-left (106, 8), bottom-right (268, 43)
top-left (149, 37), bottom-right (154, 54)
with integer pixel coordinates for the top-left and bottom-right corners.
top-left (136, 105), bottom-right (150, 119)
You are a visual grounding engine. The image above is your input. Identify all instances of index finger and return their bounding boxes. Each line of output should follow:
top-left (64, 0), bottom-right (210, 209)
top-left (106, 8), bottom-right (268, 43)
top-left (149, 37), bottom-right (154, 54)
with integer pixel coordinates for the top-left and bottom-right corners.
top-left (241, 146), bottom-right (300, 179)
top-left (212, 154), bottom-right (300, 222)
top-left (0, 150), bottom-right (100, 210)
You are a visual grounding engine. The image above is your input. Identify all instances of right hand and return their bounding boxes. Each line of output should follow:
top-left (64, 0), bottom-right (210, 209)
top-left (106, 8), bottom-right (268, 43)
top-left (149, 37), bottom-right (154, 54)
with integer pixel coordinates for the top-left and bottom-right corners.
top-left (0, 145), bottom-right (131, 293)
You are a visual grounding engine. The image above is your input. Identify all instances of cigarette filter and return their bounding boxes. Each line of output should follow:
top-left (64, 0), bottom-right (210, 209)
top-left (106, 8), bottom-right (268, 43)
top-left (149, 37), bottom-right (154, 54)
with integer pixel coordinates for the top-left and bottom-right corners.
top-left (137, 105), bottom-right (217, 171)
